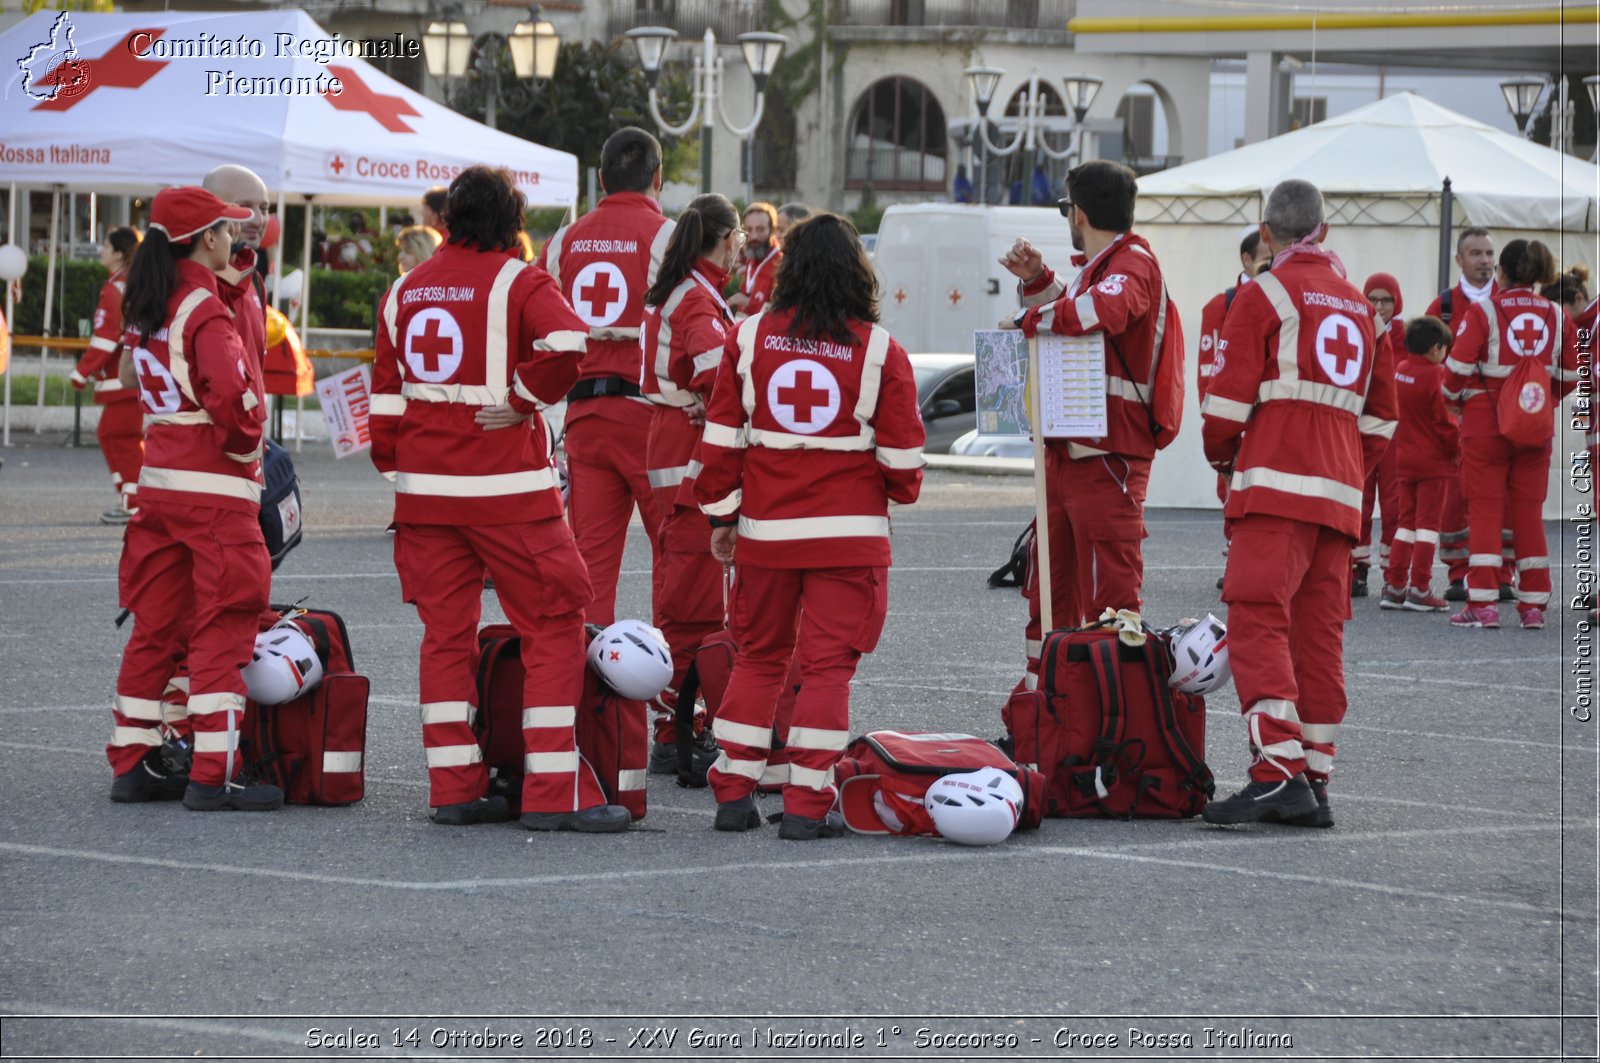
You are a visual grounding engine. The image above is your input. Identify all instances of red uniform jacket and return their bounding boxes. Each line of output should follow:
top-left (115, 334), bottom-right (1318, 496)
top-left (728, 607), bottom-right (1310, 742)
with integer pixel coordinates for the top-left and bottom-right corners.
top-left (125, 259), bottom-right (267, 516)
top-left (216, 250), bottom-right (267, 360)
top-left (641, 260), bottom-right (733, 506)
top-left (1016, 232), bottom-right (1178, 460)
top-left (1197, 277), bottom-right (1242, 403)
top-left (739, 248), bottom-right (780, 318)
top-left (370, 242), bottom-right (588, 526)
top-left (695, 308), bottom-right (925, 569)
top-left (74, 270), bottom-right (136, 404)
top-left (536, 191), bottom-right (675, 425)
top-left (1393, 353), bottom-right (1460, 480)
top-left (1201, 253), bottom-right (1398, 538)
top-left (1424, 278), bottom-right (1498, 350)
top-left (1442, 286), bottom-right (1579, 440)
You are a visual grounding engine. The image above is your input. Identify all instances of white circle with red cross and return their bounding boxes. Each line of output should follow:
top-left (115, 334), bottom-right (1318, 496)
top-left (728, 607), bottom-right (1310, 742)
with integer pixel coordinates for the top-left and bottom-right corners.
top-left (571, 261), bottom-right (629, 328)
top-left (767, 359), bottom-right (841, 435)
top-left (1314, 313), bottom-right (1365, 387)
top-left (403, 308), bottom-right (464, 383)
top-left (1507, 312), bottom-right (1550, 357)
top-left (132, 347), bottom-right (181, 414)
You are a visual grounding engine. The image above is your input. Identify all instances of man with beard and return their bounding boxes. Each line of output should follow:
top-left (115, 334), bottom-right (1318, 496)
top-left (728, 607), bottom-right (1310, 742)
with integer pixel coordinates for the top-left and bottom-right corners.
top-left (728, 201), bottom-right (779, 319)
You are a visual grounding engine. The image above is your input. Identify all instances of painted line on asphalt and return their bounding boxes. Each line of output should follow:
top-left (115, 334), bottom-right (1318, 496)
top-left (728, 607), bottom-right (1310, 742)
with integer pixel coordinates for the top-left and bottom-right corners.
top-left (0, 822), bottom-right (1574, 919)
top-left (0, 1006), bottom-right (308, 1051)
top-left (1353, 671), bottom-right (1559, 695)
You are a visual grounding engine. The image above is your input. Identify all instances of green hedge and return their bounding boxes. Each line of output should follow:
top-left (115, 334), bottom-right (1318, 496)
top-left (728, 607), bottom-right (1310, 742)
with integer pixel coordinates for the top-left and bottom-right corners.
top-left (4, 254), bottom-right (396, 336)
top-left (11, 257), bottom-right (106, 336)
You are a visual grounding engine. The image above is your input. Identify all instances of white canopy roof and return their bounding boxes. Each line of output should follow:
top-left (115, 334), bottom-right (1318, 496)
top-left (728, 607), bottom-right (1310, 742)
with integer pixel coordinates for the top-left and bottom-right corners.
top-left (0, 9), bottom-right (578, 206)
top-left (1136, 93), bottom-right (1597, 232)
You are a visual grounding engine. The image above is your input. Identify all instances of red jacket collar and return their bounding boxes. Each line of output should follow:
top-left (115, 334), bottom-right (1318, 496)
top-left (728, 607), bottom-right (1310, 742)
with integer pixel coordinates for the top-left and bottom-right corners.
top-left (596, 190), bottom-right (663, 216)
top-left (695, 258), bottom-right (730, 290)
top-left (176, 257), bottom-right (222, 296)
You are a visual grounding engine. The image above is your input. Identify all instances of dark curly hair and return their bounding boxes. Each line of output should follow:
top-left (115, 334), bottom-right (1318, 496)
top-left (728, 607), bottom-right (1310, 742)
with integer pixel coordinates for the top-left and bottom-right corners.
top-left (445, 166), bottom-right (526, 254)
top-left (769, 213), bottom-right (877, 345)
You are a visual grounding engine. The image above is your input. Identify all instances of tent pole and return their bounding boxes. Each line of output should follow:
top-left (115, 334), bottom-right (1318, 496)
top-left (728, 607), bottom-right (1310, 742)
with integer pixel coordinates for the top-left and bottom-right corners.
top-left (297, 196), bottom-right (314, 454)
top-left (37, 185), bottom-right (61, 432)
top-left (3, 181), bottom-right (16, 447)
top-left (272, 188), bottom-right (286, 308)
top-left (1437, 177), bottom-right (1453, 296)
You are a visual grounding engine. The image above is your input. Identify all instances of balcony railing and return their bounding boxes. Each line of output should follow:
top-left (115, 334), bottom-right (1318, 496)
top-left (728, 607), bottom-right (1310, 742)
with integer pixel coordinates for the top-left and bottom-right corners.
top-left (833, 0), bottom-right (1076, 30)
top-left (604, 0), bottom-right (766, 42)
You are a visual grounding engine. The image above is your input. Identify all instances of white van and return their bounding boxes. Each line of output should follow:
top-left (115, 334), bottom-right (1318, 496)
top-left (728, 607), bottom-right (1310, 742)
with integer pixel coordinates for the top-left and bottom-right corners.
top-left (874, 203), bottom-right (1080, 356)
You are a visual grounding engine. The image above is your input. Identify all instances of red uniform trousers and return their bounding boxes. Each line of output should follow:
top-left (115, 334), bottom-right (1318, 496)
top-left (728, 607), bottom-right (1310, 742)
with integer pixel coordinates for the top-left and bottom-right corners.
top-left (564, 398), bottom-right (665, 626)
top-left (394, 520), bottom-right (605, 812)
top-left (96, 399), bottom-right (144, 506)
top-left (1222, 515), bottom-right (1351, 785)
top-left (707, 565), bottom-right (888, 819)
top-left (113, 503), bottom-right (270, 785)
top-left (1461, 436), bottom-right (1552, 612)
top-left (1383, 476), bottom-right (1450, 593)
top-left (1356, 444), bottom-right (1399, 568)
top-left (1018, 447), bottom-right (1149, 688)
top-left (1440, 474), bottom-right (1513, 587)
top-left (645, 407), bottom-right (724, 740)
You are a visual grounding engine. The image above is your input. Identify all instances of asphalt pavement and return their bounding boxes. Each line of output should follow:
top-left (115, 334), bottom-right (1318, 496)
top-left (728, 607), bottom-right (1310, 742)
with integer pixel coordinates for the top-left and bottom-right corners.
top-left (0, 436), bottom-right (1594, 1063)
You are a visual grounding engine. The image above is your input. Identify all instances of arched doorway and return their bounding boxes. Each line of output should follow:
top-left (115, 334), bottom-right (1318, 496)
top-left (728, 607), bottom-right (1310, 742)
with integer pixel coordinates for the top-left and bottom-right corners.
top-left (846, 76), bottom-right (949, 192)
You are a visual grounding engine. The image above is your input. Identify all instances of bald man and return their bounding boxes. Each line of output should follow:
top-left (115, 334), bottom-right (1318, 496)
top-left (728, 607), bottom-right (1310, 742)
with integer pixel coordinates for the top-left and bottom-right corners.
top-left (203, 164), bottom-right (270, 251)
top-left (200, 164), bottom-right (270, 358)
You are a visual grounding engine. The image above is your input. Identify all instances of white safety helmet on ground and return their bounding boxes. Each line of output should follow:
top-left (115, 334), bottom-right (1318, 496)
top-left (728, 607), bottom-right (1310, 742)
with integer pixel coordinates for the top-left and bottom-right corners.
top-left (242, 624), bottom-right (324, 705)
top-left (924, 769), bottom-right (1022, 846)
top-left (587, 620), bottom-right (673, 700)
top-left (1168, 613), bottom-right (1231, 695)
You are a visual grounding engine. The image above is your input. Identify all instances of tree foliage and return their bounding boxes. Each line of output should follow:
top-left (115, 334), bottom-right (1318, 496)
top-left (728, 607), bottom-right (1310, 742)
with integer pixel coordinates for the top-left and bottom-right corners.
top-left (481, 41), bottom-right (699, 205)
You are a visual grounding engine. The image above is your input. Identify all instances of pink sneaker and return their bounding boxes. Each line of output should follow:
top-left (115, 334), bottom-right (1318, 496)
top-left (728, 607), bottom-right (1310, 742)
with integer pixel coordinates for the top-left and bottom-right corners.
top-left (1449, 605), bottom-right (1500, 628)
top-left (1520, 607), bottom-right (1545, 630)
top-left (1403, 587), bottom-right (1448, 612)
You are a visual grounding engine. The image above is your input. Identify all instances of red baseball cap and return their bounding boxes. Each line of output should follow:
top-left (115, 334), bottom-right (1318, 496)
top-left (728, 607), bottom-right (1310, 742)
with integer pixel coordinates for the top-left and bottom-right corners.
top-left (149, 186), bottom-right (253, 244)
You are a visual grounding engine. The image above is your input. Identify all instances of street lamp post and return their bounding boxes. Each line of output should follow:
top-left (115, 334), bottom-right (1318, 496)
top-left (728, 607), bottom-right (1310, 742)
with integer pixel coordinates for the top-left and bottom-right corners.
top-left (425, 4), bottom-right (559, 130)
top-left (626, 26), bottom-right (787, 195)
top-left (1499, 75), bottom-right (1547, 138)
top-left (964, 66), bottom-right (1100, 205)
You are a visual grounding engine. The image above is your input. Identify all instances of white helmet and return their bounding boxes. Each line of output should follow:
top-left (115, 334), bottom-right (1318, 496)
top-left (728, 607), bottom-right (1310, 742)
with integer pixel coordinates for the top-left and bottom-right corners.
top-left (587, 620), bottom-right (673, 700)
top-left (1168, 613), bottom-right (1231, 695)
top-left (242, 625), bottom-right (323, 705)
top-left (924, 769), bottom-right (1021, 846)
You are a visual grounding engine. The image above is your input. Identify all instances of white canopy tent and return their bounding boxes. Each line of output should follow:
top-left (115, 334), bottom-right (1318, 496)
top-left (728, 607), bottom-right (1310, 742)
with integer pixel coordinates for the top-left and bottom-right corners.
top-left (0, 8), bottom-right (578, 205)
top-left (1131, 93), bottom-right (1599, 517)
top-left (0, 8), bottom-right (579, 444)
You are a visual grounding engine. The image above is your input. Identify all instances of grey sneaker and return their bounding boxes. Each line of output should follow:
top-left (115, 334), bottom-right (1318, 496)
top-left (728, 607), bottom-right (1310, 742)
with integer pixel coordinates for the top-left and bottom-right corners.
top-left (99, 506), bottom-right (133, 525)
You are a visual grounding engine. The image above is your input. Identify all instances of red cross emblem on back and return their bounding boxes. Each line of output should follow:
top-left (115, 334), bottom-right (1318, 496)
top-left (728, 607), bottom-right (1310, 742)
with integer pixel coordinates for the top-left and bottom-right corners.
top-left (323, 65), bottom-right (421, 133)
top-left (778, 371), bottom-right (829, 422)
top-left (1507, 312), bottom-right (1550, 357)
top-left (408, 319), bottom-right (455, 374)
top-left (32, 29), bottom-right (170, 112)
top-left (402, 308), bottom-right (464, 382)
top-left (580, 273), bottom-right (622, 319)
top-left (1314, 312), bottom-right (1365, 387)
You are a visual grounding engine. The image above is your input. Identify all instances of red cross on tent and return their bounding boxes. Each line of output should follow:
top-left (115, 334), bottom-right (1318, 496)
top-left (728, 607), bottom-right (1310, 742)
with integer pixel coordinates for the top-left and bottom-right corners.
top-left (322, 65), bottom-right (421, 134)
top-left (32, 29), bottom-right (170, 112)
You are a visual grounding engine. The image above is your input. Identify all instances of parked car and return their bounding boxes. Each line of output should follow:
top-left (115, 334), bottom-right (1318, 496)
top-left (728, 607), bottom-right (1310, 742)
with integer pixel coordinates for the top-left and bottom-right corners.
top-left (950, 427), bottom-right (1032, 459)
top-left (909, 353), bottom-right (976, 454)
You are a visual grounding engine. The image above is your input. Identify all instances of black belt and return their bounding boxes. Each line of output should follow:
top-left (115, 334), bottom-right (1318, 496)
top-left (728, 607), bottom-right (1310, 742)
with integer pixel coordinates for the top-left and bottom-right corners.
top-left (567, 376), bottom-right (642, 401)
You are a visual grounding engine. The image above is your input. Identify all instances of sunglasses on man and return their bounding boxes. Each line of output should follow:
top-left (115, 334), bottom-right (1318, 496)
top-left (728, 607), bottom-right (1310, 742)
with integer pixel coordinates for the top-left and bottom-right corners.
top-left (1057, 198), bottom-right (1073, 218)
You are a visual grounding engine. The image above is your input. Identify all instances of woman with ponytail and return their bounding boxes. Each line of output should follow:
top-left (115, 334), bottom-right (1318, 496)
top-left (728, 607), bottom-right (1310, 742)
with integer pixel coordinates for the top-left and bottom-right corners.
top-left (109, 186), bottom-right (282, 811)
top-left (639, 193), bottom-right (743, 772)
top-left (73, 226), bottom-right (144, 523)
top-left (1443, 238), bottom-right (1580, 629)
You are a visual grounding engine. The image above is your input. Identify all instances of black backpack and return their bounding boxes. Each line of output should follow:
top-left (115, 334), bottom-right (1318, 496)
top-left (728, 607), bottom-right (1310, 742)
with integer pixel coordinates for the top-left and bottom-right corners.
top-left (260, 439), bottom-right (303, 571)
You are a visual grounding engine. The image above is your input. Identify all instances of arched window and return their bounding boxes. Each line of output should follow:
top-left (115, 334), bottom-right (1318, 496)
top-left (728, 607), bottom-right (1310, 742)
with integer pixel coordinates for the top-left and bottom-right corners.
top-left (846, 77), bottom-right (948, 191)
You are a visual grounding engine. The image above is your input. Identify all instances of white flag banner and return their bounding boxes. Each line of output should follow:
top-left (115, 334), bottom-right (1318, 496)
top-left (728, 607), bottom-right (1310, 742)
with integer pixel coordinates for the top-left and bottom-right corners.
top-left (315, 365), bottom-right (373, 459)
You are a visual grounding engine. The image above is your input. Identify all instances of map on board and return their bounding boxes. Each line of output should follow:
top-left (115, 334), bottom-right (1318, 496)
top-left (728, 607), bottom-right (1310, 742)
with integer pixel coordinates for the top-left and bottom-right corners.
top-left (974, 329), bottom-right (1030, 436)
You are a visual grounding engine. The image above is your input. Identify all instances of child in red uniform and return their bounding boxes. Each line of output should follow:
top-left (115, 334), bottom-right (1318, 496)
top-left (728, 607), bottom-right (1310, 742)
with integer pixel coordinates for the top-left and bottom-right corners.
top-left (1380, 316), bottom-right (1458, 611)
